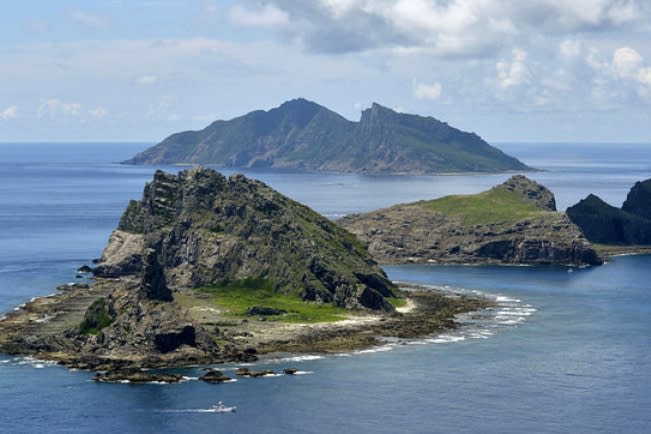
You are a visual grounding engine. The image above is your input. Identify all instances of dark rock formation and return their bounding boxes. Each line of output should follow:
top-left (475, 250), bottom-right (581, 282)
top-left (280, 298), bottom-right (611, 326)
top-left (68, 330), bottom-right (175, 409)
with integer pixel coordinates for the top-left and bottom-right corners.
top-left (154, 325), bottom-right (196, 353)
top-left (200, 369), bottom-right (232, 384)
top-left (122, 98), bottom-right (530, 174)
top-left (95, 167), bottom-right (397, 311)
top-left (247, 306), bottom-right (287, 316)
top-left (567, 179), bottom-right (651, 245)
top-left (283, 367), bottom-right (299, 375)
top-left (93, 370), bottom-right (184, 383)
top-left (622, 179), bottom-right (651, 220)
top-left (140, 249), bottom-right (173, 302)
top-left (339, 176), bottom-right (602, 266)
top-left (235, 367), bottom-right (276, 377)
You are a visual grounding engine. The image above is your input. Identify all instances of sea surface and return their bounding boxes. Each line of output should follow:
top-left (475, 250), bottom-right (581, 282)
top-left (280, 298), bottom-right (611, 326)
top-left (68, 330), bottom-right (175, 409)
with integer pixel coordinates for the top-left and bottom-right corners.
top-left (0, 142), bottom-right (650, 433)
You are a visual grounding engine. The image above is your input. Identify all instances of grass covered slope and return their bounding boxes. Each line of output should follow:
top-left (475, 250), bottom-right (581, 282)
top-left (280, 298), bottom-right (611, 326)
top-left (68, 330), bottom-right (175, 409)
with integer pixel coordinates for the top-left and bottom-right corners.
top-left (423, 188), bottom-right (549, 225)
top-left (123, 98), bottom-right (530, 174)
top-left (339, 175), bottom-right (602, 266)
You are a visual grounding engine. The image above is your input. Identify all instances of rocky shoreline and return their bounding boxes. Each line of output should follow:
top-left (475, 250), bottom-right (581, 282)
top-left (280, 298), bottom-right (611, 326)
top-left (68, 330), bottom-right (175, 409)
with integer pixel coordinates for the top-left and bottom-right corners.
top-left (0, 277), bottom-right (493, 372)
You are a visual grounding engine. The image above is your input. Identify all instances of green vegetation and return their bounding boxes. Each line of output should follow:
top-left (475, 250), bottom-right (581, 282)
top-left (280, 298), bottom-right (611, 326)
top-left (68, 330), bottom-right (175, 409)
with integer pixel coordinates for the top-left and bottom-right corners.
top-left (79, 298), bottom-right (114, 335)
top-left (198, 278), bottom-right (349, 323)
top-left (423, 188), bottom-right (547, 225)
top-left (387, 297), bottom-right (407, 308)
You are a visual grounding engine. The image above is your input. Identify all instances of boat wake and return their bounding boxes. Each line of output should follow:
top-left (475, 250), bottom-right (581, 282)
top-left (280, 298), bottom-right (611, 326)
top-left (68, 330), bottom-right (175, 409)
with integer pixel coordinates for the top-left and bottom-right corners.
top-left (158, 402), bottom-right (237, 414)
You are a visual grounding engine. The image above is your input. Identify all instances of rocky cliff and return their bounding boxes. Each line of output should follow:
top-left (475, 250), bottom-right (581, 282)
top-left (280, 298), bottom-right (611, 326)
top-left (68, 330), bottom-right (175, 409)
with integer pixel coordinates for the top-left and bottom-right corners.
top-left (339, 175), bottom-right (602, 266)
top-left (123, 98), bottom-right (530, 174)
top-left (567, 178), bottom-right (651, 245)
top-left (95, 167), bottom-right (397, 311)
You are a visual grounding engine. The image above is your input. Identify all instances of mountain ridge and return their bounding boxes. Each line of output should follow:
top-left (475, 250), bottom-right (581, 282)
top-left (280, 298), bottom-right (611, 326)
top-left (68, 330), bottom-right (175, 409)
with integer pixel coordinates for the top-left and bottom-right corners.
top-left (123, 98), bottom-right (531, 174)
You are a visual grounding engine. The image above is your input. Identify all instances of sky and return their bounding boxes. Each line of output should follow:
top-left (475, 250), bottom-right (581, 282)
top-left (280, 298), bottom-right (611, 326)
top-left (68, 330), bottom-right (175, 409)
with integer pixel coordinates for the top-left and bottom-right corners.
top-left (0, 0), bottom-right (650, 143)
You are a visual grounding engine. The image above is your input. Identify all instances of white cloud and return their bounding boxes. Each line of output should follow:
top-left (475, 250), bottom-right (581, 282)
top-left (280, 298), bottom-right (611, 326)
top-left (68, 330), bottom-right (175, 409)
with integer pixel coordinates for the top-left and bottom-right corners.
top-left (89, 106), bottom-right (107, 118)
top-left (496, 48), bottom-right (529, 89)
top-left (613, 47), bottom-right (643, 78)
top-left (146, 95), bottom-right (174, 120)
top-left (413, 82), bottom-right (442, 100)
top-left (0, 105), bottom-right (17, 120)
top-left (38, 99), bottom-right (82, 118)
top-left (560, 39), bottom-right (582, 59)
top-left (172, 38), bottom-right (231, 54)
top-left (205, 2), bottom-right (218, 14)
top-left (638, 68), bottom-right (651, 86)
top-left (321, 0), bottom-right (358, 16)
top-left (256, 1), bottom-right (650, 56)
top-left (70, 10), bottom-right (106, 29)
top-left (135, 74), bottom-right (159, 85)
top-left (229, 4), bottom-right (289, 28)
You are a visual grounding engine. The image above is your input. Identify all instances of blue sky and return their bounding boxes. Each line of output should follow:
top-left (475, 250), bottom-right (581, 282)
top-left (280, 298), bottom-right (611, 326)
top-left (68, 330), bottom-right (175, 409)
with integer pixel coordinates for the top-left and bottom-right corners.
top-left (1, 0), bottom-right (650, 142)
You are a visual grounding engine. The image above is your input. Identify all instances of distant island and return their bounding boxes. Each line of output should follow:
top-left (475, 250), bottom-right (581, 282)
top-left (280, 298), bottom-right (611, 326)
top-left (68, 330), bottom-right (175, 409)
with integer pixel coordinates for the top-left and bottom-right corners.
top-left (123, 98), bottom-right (531, 175)
top-left (0, 168), bottom-right (490, 375)
top-left (339, 175), bottom-right (603, 266)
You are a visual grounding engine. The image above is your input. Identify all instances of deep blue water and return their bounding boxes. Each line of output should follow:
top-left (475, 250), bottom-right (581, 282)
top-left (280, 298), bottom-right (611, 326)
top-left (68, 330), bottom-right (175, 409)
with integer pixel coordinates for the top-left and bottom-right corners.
top-left (0, 142), bottom-right (650, 433)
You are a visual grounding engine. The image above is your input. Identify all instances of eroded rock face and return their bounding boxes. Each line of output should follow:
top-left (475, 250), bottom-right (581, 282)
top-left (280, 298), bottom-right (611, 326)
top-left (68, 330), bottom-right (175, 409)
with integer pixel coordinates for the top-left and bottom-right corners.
top-left (140, 249), bottom-right (173, 302)
top-left (339, 176), bottom-right (602, 266)
top-left (95, 167), bottom-right (397, 311)
top-left (154, 325), bottom-right (196, 353)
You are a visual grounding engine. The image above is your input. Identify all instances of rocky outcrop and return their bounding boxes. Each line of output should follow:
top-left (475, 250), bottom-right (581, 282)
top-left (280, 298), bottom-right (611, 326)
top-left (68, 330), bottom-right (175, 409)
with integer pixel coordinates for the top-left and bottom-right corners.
top-left (200, 370), bottom-right (232, 384)
top-left (95, 167), bottom-right (397, 311)
top-left (622, 179), bottom-right (651, 219)
top-left (71, 252), bottom-right (219, 363)
top-left (339, 176), bottom-right (602, 266)
top-left (497, 174), bottom-right (556, 211)
top-left (122, 98), bottom-right (530, 174)
top-left (567, 178), bottom-right (651, 245)
top-left (94, 370), bottom-right (184, 383)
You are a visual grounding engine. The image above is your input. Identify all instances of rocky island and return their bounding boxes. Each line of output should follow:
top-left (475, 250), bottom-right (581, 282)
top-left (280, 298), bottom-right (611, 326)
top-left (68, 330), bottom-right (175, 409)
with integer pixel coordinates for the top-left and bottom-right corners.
top-left (123, 98), bottom-right (530, 175)
top-left (338, 175), bottom-right (603, 266)
top-left (567, 178), bottom-right (651, 247)
top-left (0, 167), bottom-right (491, 372)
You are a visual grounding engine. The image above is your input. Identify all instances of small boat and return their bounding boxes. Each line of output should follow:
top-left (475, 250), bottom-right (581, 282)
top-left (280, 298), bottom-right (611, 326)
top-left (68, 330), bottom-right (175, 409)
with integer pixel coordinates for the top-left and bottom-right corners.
top-left (212, 401), bottom-right (237, 413)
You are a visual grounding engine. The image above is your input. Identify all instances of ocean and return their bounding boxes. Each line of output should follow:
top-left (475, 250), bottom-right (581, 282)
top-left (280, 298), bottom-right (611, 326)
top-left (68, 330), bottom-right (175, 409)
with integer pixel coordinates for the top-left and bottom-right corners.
top-left (0, 142), bottom-right (650, 433)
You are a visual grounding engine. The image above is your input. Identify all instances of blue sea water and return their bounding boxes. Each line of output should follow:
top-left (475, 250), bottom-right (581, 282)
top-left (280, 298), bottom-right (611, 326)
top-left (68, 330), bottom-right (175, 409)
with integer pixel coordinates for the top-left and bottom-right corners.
top-left (0, 142), bottom-right (650, 433)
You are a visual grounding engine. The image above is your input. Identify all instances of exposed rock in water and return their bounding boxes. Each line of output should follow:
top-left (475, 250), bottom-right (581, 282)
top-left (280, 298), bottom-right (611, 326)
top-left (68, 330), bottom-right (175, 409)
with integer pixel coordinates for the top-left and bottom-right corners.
top-left (567, 178), bottom-right (651, 245)
top-left (94, 167), bottom-right (397, 311)
top-left (200, 369), bottom-right (232, 384)
top-left (339, 175), bottom-right (602, 266)
top-left (122, 98), bottom-right (530, 175)
top-left (94, 370), bottom-right (184, 383)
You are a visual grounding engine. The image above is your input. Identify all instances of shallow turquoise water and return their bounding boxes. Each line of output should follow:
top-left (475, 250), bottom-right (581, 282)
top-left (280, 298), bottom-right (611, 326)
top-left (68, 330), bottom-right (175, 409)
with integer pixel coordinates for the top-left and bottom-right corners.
top-left (0, 142), bottom-right (649, 433)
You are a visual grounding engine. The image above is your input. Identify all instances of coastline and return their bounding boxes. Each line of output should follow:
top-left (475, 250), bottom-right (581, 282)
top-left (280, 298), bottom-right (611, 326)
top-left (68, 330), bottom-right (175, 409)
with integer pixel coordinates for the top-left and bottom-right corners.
top-left (0, 279), bottom-right (494, 372)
